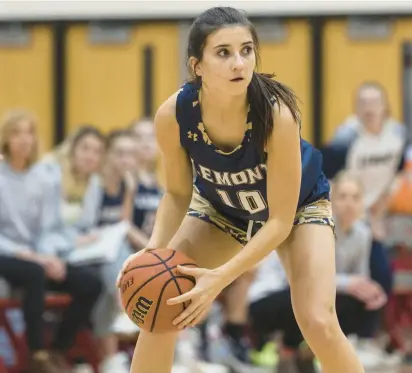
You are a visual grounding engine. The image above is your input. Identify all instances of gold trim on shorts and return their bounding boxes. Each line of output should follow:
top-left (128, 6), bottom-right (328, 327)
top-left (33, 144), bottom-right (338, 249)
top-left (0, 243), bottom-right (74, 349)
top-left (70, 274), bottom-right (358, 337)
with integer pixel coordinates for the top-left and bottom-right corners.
top-left (187, 187), bottom-right (334, 245)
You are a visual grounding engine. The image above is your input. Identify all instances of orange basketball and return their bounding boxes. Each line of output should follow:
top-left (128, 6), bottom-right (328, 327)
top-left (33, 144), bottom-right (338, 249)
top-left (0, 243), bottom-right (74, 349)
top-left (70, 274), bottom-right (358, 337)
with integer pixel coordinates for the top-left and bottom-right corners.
top-left (119, 248), bottom-right (198, 333)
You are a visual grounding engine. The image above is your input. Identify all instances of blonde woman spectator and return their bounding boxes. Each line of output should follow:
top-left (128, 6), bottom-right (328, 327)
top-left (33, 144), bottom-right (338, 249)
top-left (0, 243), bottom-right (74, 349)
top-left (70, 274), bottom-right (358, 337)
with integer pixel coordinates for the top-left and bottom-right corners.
top-left (0, 110), bottom-right (102, 373)
top-left (41, 125), bottom-right (105, 226)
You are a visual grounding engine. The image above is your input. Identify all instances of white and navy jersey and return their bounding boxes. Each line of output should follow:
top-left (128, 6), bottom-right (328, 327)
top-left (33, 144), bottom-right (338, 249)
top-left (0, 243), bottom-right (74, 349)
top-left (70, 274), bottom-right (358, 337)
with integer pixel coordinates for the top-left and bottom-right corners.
top-left (176, 82), bottom-right (330, 225)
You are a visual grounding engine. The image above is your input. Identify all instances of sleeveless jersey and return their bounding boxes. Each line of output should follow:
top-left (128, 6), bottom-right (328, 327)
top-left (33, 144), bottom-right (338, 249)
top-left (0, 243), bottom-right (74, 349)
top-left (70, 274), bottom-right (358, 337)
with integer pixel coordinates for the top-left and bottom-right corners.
top-left (176, 82), bottom-right (330, 225)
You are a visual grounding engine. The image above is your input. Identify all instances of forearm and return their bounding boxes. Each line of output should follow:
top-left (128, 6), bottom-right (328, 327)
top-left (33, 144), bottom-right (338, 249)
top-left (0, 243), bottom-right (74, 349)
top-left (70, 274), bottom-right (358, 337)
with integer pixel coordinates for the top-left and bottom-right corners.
top-left (146, 192), bottom-right (191, 249)
top-left (217, 219), bottom-right (291, 286)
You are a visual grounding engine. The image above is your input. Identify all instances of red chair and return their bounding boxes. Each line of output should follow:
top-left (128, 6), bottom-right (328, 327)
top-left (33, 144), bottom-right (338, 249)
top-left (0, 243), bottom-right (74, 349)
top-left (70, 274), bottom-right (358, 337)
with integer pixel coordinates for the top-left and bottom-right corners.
top-left (385, 245), bottom-right (412, 352)
top-left (0, 293), bottom-right (100, 373)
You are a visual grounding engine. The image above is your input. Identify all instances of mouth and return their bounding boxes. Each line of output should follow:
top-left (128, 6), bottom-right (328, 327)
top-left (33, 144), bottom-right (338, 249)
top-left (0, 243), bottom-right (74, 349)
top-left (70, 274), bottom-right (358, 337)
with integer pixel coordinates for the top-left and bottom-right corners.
top-left (230, 77), bottom-right (244, 82)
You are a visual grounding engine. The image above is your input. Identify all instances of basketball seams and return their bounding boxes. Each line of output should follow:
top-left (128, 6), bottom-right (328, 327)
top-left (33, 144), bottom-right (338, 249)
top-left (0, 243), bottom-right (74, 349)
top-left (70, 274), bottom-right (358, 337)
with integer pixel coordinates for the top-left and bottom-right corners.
top-left (149, 276), bottom-right (196, 333)
top-left (124, 262), bottom-right (197, 312)
top-left (150, 252), bottom-right (197, 312)
top-left (124, 251), bottom-right (176, 274)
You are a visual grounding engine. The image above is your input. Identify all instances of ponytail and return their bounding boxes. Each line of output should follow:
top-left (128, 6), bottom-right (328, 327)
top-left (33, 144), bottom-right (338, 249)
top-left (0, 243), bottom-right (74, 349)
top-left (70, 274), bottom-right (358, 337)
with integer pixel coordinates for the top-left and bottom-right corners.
top-left (247, 72), bottom-right (301, 160)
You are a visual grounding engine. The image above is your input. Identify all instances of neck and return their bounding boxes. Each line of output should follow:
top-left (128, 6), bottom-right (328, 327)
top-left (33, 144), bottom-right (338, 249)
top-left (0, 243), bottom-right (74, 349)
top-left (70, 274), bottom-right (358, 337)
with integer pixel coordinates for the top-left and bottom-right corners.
top-left (71, 165), bottom-right (88, 183)
top-left (200, 85), bottom-right (248, 116)
top-left (8, 158), bottom-right (28, 172)
top-left (104, 170), bottom-right (122, 194)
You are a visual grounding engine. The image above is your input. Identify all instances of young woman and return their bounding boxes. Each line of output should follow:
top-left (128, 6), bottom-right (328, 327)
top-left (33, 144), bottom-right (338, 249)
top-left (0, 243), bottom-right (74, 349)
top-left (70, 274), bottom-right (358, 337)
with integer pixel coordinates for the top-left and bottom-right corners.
top-left (0, 110), bottom-right (102, 373)
top-left (128, 118), bottom-right (163, 250)
top-left (118, 7), bottom-right (364, 373)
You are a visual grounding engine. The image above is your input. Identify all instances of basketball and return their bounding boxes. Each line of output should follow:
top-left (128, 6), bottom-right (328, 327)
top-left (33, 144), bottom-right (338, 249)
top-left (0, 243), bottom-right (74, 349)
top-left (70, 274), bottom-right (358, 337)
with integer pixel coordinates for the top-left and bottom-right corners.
top-left (119, 248), bottom-right (198, 333)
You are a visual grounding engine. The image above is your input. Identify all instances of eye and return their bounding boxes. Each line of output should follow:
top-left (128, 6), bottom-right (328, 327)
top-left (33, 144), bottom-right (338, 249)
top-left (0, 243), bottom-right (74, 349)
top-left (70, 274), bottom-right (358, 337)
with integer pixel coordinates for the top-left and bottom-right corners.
top-left (242, 46), bottom-right (253, 55)
top-left (217, 48), bottom-right (230, 57)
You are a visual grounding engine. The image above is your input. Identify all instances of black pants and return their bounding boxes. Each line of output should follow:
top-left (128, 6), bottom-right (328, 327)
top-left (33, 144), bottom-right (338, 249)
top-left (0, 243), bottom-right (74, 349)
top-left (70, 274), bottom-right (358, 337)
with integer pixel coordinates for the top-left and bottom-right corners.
top-left (249, 289), bottom-right (382, 351)
top-left (249, 289), bottom-right (303, 350)
top-left (335, 294), bottom-right (382, 338)
top-left (0, 255), bottom-right (102, 352)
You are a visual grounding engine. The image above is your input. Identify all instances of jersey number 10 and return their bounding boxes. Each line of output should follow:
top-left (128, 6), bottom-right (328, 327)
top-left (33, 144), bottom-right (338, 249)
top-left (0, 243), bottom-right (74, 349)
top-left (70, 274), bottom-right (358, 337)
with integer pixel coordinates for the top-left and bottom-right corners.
top-left (216, 189), bottom-right (267, 214)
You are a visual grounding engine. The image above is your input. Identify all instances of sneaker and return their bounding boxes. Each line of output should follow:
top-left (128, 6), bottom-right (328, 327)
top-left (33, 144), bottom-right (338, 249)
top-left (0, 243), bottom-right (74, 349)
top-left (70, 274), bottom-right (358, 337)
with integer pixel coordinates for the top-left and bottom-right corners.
top-left (356, 338), bottom-right (402, 369)
top-left (250, 342), bottom-right (279, 367)
top-left (28, 351), bottom-right (58, 373)
top-left (210, 335), bottom-right (271, 373)
top-left (99, 352), bottom-right (130, 373)
top-left (72, 363), bottom-right (94, 373)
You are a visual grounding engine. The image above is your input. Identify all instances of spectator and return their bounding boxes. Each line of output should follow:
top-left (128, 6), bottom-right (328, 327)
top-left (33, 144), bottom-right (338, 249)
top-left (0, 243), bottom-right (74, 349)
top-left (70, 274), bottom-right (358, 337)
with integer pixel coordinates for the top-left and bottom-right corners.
top-left (332, 170), bottom-right (399, 369)
top-left (248, 251), bottom-right (320, 373)
top-left (0, 110), bottom-right (102, 373)
top-left (41, 125), bottom-right (105, 226)
top-left (128, 118), bottom-right (163, 250)
top-left (322, 82), bottom-right (406, 238)
top-left (73, 129), bottom-right (138, 373)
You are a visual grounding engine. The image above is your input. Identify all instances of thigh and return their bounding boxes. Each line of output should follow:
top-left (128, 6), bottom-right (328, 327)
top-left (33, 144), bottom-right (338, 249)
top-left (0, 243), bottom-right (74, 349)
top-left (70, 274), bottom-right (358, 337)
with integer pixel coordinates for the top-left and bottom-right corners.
top-left (0, 255), bottom-right (44, 287)
top-left (48, 265), bottom-right (100, 297)
top-left (168, 216), bottom-right (242, 269)
top-left (277, 224), bottom-right (336, 318)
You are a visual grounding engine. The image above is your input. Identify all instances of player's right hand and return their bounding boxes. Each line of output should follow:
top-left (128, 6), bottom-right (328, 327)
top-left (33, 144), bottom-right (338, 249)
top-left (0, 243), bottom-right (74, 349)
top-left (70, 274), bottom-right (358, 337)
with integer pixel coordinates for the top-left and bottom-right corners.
top-left (116, 248), bottom-right (148, 288)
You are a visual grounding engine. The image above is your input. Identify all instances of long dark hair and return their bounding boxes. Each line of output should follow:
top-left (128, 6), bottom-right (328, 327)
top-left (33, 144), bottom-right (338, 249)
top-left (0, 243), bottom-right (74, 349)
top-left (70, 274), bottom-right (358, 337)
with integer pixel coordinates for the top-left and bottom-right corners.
top-left (187, 7), bottom-right (301, 158)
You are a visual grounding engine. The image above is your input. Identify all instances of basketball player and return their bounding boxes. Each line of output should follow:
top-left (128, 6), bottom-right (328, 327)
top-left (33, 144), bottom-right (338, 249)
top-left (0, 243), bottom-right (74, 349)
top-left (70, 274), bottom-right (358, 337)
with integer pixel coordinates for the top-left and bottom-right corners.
top-left (117, 7), bottom-right (364, 373)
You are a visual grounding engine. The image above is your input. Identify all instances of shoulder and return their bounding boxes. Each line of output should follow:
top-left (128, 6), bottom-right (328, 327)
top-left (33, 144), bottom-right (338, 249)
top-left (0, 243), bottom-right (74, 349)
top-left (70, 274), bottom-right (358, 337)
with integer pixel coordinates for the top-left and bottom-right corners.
top-left (266, 103), bottom-right (300, 152)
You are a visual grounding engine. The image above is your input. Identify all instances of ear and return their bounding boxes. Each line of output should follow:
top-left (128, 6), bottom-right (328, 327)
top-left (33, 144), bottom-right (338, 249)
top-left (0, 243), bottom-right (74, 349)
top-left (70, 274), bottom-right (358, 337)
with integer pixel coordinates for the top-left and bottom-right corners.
top-left (189, 56), bottom-right (202, 78)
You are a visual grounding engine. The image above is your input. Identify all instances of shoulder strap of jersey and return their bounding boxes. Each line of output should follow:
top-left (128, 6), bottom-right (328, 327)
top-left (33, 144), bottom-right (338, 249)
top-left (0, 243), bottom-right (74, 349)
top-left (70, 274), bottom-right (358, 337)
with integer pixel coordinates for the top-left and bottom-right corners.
top-left (176, 82), bottom-right (201, 149)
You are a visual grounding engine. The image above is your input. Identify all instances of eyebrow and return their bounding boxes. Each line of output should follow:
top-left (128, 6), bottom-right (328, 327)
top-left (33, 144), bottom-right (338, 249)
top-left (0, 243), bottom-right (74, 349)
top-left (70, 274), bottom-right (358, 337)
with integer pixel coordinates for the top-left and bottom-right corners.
top-left (213, 41), bottom-right (253, 49)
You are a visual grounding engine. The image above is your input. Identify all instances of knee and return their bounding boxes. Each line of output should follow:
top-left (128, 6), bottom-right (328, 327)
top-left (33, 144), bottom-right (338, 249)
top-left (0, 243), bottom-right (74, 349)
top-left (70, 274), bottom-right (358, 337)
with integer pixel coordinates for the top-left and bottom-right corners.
top-left (295, 306), bottom-right (340, 341)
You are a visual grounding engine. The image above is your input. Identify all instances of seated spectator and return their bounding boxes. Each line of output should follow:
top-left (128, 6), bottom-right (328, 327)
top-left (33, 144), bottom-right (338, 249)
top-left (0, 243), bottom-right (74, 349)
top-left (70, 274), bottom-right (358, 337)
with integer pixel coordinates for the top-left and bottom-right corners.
top-left (322, 82), bottom-right (406, 238)
top-left (248, 252), bottom-right (314, 373)
top-left (128, 118), bottom-right (163, 250)
top-left (0, 110), bottom-right (102, 373)
top-left (72, 129), bottom-right (138, 373)
top-left (40, 125), bottom-right (105, 226)
top-left (332, 170), bottom-right (399, 369)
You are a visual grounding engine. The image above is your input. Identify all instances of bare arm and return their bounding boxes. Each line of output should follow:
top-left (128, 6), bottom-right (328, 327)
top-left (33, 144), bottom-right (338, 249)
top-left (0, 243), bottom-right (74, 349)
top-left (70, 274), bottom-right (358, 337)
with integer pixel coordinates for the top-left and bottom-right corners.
top-left (217, 105), bottom-right (301, 284)
top-left (145, 94), bottom-right (194, 249)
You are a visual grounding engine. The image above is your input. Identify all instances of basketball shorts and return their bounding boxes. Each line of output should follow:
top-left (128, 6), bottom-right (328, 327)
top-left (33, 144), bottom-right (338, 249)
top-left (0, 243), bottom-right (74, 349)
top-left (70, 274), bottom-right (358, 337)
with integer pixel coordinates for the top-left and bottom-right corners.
top-left (187, 187), bottom-right (334, 246)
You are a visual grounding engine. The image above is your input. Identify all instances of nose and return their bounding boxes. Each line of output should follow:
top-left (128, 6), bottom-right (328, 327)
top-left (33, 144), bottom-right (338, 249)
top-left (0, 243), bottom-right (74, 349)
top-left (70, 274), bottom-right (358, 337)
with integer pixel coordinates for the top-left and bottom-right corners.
top-left (231, 53), bottom-right (244, 71)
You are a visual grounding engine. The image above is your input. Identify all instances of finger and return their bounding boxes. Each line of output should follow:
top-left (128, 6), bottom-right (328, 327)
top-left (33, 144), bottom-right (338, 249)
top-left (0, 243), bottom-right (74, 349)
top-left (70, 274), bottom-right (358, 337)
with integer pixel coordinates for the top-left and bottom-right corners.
top-left (173, 298), bottom-right (203, 327)
top-left (167, 289), bottom-right (200, 306)
top-left (189, 308), bottom-right (209, 328)
top-left (177, 303), bottom-right (206, 329)
top-left (176, 265), bottom-right (202, 277)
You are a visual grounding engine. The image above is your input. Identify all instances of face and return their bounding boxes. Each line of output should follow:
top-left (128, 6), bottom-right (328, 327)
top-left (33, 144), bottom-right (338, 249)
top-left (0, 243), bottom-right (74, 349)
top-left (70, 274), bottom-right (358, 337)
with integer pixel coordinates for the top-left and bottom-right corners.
top-left (72, 134), bottom-right (104, 175)
top-left (193, 26), bottom-right (256, 95)
top-left (7, 119), bottom-right (36, 162)
top-left (356, 86), bottom-right (387, 134)
top-left (107, 136), bottom-right (138, 176)
top-left (332, 180), bottom-right (363, 226)
top-left (133, 121), bottom-right (157, 164)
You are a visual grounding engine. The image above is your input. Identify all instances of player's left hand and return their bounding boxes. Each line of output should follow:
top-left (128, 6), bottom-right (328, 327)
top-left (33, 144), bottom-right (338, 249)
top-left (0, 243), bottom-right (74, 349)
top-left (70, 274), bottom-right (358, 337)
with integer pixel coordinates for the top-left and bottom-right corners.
top-left (167, 265), bottom-right (227, 329)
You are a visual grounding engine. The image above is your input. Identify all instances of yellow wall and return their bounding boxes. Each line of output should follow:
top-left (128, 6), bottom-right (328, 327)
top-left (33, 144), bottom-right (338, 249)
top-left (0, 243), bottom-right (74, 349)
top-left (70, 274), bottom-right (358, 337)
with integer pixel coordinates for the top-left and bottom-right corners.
top-left (0, 26), bottom-right (53, 151)
top-left (260, 20), bottom-right (312, 143)
top-left (323, 18), bottom-right (412, 142)
top-left (66, 23), bottom-right (180, 135)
